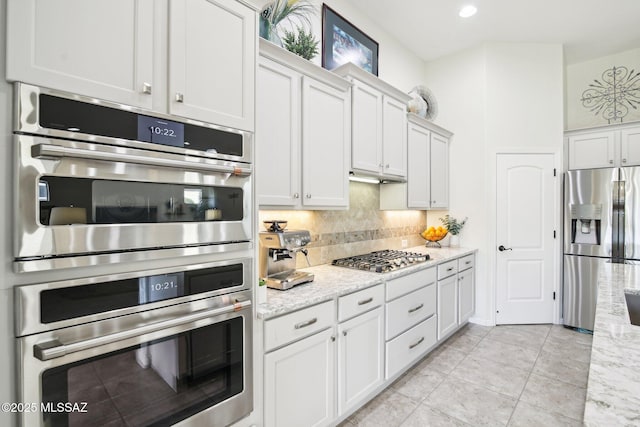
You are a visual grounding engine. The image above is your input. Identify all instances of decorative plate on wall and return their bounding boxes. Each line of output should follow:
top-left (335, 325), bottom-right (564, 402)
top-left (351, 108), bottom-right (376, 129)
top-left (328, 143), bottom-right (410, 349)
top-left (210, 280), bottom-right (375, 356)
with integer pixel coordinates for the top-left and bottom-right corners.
top-left (408, 86), bottom-right (438, 121)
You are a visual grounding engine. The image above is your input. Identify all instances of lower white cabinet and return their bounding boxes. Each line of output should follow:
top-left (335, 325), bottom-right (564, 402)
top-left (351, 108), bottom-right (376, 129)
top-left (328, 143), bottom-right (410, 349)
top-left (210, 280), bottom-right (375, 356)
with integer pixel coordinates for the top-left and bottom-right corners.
top-left (437, 275), bottom-right (458, 340)
top-left (386, 315), bottom-right (437, 379)
top-left (338, 306), bottom-right (384, 416)
top-left (457, 255), bottom-right (475, 325)
top-left (264, 327), bottom-right (336, 427)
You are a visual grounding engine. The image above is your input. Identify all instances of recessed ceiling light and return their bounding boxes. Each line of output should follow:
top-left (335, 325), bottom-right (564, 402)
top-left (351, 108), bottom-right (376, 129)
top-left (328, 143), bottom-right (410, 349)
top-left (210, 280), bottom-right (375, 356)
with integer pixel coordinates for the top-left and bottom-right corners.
top-left (459, 5), bottom-right (477, 18)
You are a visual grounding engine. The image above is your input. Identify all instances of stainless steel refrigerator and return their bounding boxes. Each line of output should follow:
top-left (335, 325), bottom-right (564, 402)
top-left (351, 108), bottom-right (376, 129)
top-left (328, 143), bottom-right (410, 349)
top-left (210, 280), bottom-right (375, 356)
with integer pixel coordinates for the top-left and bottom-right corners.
top-left (564, 167), bottom-right (640, 330)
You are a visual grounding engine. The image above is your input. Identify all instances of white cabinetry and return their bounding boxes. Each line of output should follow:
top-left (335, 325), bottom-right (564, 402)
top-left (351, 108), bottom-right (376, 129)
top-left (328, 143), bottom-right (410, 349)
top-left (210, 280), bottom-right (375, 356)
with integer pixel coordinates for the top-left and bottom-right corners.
top-left (264, 328), bottom-right (335, 427)
top-left (168, 0), bottom-right (256, 130)
top-left (384, 268), bottom-right (438, 379)
top-left (437, 260), bottom-right (458, 340)
top-left (257, 40), bottom-right (351, 209)
top-left (333, 63), bottom-right (411, 180)
top-left (567, 124), bottom-right (640, 169)
top-left (380, 114), bottom-right (452, 210)
top-left (264, 301), bottom-right (336, 427)
top-left (338, 304), bottom-right (384, 416)
top-left (457, 254), bottom-right (475, 324)
top-left (7, 0), bottom-right (256, 130)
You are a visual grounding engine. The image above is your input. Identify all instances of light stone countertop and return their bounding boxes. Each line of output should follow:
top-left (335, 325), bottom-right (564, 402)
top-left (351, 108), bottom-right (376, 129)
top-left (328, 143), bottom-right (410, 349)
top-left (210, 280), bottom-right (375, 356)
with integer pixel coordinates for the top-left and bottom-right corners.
top-left (584, 262), bottom-right (640, 426)
top-left (257, 246), bottom-right (477, 320)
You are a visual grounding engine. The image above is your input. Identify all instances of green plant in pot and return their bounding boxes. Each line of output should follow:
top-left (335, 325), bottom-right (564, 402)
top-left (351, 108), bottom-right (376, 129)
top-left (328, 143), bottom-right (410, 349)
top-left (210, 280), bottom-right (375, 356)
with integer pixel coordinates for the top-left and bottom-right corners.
top-left (440, 214), bottom-right (468, 247)
top-left (260, 0), bottom-right (315, 46)
top-left (282, 26), bottom-right (319, 60)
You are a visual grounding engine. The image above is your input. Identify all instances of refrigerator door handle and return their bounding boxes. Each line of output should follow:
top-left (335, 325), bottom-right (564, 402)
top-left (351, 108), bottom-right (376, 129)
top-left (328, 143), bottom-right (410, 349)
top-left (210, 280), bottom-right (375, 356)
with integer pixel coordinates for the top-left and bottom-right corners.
top-left (612, 180), bottom-right (625, 262)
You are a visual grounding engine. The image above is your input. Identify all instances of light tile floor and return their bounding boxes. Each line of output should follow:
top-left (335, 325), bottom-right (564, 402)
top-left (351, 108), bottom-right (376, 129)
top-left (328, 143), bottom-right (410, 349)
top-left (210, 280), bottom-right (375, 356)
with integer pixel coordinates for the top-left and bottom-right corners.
top-left (339, 324), bottom-right (592, 427)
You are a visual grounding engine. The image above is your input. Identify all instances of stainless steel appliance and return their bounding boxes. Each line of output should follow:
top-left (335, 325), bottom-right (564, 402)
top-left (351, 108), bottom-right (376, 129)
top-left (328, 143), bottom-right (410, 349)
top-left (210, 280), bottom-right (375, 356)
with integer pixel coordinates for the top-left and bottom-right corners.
top-left (15, 259), bottom-right (253, 427)
top-left (13, 83), bottom-right (253, 272)
top-left (259, 227), bottom-right (314, 290)
top-left (564, 167), bottom-right (640, 330)
top-left (332, 250), bottom-right (430, 273)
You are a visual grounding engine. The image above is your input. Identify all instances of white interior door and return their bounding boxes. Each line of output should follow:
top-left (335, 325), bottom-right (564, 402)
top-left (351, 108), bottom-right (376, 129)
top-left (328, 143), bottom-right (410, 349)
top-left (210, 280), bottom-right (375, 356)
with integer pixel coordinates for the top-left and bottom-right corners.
top-left (496, 153), bottom-right (556, 324)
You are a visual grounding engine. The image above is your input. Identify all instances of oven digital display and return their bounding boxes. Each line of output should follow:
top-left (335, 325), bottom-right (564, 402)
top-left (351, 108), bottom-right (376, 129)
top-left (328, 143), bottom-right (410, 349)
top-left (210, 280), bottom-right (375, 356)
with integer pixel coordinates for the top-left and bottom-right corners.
top-left (137, 115), bottom-right (185, 147)
top-left (140, 273), bottom-right (185, 303)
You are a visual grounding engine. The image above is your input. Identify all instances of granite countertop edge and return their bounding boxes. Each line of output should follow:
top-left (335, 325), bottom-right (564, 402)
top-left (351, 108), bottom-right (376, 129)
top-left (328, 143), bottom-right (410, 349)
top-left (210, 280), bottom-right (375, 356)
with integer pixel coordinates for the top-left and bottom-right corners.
top-left (256, 246), bottom-right (477, 320)
top-left (583, 262), bottom-right (640, 426)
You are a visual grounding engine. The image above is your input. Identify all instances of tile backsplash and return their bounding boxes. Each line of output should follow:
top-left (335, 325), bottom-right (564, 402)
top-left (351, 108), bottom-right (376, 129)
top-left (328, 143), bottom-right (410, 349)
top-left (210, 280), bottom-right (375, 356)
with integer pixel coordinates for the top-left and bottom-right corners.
top-left (259, 182), bottom-right (427, 267)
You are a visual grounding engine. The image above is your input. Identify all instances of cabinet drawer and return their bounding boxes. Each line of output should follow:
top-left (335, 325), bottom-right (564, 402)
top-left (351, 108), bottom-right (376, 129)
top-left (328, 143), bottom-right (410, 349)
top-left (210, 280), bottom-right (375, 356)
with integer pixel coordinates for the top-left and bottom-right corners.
top-left (386, 267), bottom-right (436, 301)
top-left (338, 284), bottom-right (385, 322)
top-left (386, 284), bottom-right (436, 340)
top-left (385, 315), bottom-right (437, 379)
top-left (264, 301), bottom-right (335, 352)
top-left (437, 260), bottom-right (458, 280)
top-left (458, 254), bottom-right (474, 271)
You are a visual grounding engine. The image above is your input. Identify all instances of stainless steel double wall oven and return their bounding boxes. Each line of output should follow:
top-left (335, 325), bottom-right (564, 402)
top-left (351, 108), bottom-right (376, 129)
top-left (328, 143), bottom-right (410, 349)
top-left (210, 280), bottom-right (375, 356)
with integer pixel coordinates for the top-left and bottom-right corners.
top-left (13, 83), bottom-right (255, 427)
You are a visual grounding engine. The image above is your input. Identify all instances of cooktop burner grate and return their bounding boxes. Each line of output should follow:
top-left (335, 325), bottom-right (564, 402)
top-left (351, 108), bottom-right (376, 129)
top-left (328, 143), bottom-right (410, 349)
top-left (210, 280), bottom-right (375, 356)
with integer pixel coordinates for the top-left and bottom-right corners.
top-left (331, 249), bottom-right (430, 273)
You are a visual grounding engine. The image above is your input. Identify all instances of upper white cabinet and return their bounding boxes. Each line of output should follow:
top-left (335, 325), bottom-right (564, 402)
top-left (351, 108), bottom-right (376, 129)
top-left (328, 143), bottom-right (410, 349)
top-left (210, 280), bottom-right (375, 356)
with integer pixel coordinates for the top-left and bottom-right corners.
top-left (256, 39), bottom-right (351, 209)
top-left (567, 123), bottom-right (640, 169)
top-left (7, 0), bottom-right (256, 131)
top-left (169, 0), bottom-right (255, 130)
top-left (380, 114), bottom-right (452, 210)
top-left (7, 0), bottom-right (154, 109)
top-left (333, 63), bottom-right (410, 180)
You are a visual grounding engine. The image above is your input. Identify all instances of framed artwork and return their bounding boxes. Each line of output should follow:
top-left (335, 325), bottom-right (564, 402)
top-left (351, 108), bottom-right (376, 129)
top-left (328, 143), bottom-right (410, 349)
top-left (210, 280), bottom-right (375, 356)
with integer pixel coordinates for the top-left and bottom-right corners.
top-left (322, 4), bottom-right (379, 75)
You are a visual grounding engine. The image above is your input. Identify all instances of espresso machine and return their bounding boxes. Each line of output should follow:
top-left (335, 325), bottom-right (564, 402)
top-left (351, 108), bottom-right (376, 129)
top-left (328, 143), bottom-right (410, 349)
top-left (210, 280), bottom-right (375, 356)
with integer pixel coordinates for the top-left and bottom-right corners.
top-left (259, 221), bottom-right (314, 290)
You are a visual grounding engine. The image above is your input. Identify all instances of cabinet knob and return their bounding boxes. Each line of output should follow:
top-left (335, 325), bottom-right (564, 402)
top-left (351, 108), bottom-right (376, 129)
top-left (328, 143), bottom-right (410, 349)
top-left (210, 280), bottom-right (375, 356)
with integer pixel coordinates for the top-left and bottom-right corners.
top-left (305, 194), bottom-right (311, 199)
top-left (623, 158), bottom-right (628, 163)
top-left (609, 159), bottom-right (614, 164)
top-left (293, 193), bottom-right (300, 199)
top-left (175, 92), bottom-right (184, 103)
top-left (342, 331), bottom-right (347, 336)
top-left (385, 164), bottom-right (390, 169)
top-left (142, 82), bottom-right (152, 94)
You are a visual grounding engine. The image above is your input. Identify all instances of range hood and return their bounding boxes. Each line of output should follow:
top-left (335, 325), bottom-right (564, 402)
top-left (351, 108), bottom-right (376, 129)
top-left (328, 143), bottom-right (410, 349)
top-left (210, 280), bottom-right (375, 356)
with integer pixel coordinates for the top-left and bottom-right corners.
top-left (349, 171), bottom-right (407, 184)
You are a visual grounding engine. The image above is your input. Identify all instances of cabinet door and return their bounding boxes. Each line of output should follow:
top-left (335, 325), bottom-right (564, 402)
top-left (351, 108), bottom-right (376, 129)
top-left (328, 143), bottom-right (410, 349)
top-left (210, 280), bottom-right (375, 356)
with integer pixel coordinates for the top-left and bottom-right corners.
top-left (264, 328), bottom-right (335, 427)
top-left (430, 133), bottom-right (449, 209)
top-left (301, 77), bottom-right (350, 208)
top-left (338, 307), bottom-right (384, 416)
top-left (382, 95), bottom-right (407, 178)
top-left (256, 57), bottom-right (301, 207)
top-left (7, 0), bottom-right (154, 108)
top-left (169, 0), bottom-right (255, 131)
top-left (568, 131), bottom-right (616, 169)
top-left (351, 80), bottom-right (383, 174)
top-left (620, 126), bottom-right (640, 167)
top-left (458, 268), bottom-right (475, 324)
top-left (406, 123), bottom-right (431, 209)
top-left (437, 275), bottom-right (458, 340)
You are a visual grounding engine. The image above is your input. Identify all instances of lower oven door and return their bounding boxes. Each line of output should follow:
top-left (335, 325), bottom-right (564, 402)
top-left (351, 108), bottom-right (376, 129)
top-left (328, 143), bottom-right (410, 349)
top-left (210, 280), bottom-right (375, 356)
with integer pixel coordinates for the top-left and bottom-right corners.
top-left (15, 135), bottom-right (252, 263)
top-left (17, 292), bottom-right (253, 427)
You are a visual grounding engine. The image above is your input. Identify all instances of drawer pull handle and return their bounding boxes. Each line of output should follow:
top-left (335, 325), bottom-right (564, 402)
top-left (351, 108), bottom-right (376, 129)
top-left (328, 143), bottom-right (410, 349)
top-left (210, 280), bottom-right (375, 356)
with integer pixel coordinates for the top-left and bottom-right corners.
top-left (294, 318), bottom-right (318, 329)
top-left (408, 303), bottom-right (424, 313)
top-left (409, 336), bottom-right (425, 349)
top-left (465, 261), bottom-right (471, 265)
top-left (358, 297), bottom-right (374, 306)
top-left (446, 267), bottom-right (454, 272)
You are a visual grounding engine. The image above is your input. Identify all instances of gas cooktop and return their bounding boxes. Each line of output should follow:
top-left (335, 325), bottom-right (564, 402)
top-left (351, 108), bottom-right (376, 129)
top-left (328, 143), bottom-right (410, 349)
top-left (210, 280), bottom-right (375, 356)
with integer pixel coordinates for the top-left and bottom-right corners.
top-left (331, 250), bottom-right (430, 273)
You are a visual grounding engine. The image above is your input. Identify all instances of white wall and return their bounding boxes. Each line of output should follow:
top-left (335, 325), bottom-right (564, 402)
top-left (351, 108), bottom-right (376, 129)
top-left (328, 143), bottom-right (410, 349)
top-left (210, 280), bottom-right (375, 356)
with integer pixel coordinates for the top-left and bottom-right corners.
top-left (566, 47), bottom-right (640, 130)
top-left (424, 43), bottom-right (564, 325)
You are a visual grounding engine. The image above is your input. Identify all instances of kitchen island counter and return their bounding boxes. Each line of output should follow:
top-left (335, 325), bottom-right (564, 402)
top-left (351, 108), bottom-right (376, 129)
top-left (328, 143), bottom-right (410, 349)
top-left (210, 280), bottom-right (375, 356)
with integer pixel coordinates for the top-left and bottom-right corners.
top-left (584, 262), bottom-right (640, 426)
top-left (257, 246), bottom-right (476, 319)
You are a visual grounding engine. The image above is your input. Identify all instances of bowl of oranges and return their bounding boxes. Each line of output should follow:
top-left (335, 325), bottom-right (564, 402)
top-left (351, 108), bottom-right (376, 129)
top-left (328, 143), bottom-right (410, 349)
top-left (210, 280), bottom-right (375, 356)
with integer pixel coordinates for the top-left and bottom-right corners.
top-left (420, 226), bottom-right (448, 248)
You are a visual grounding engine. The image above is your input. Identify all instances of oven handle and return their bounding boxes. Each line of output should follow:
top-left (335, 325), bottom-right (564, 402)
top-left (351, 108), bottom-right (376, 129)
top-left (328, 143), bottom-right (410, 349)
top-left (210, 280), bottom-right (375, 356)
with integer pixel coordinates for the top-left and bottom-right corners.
top-left (31, 143), bottom-right (252, 176)
top-left (33, 299), bottom-right (252, 362)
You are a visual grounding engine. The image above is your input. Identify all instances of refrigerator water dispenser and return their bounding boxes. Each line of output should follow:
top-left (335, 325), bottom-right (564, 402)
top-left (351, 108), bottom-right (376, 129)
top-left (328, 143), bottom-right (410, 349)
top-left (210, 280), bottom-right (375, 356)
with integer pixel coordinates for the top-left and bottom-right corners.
top-left (570, 204), bottom-right (602, 245)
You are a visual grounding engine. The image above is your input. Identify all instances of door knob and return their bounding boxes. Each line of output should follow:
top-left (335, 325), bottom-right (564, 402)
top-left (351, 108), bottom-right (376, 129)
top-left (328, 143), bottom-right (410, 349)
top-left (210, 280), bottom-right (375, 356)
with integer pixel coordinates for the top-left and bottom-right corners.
top-left (498, 245), bottom-right (512, 252)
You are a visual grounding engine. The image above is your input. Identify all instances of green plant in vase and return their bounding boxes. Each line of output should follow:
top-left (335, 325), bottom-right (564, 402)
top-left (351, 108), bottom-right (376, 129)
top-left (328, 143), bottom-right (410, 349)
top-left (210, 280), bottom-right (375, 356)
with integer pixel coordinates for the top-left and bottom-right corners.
top-left (282, 26), bottom-right (319, 60)
top-left (440, 214), bottom-right (468, 247)
top-left (260, 0), bottom-right (315, 46)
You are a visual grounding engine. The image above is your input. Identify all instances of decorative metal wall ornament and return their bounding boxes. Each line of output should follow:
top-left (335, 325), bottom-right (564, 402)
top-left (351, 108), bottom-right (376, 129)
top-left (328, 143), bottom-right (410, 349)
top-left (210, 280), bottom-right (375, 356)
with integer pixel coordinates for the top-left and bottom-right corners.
top-left (581, 66), bottom-right (640, 124)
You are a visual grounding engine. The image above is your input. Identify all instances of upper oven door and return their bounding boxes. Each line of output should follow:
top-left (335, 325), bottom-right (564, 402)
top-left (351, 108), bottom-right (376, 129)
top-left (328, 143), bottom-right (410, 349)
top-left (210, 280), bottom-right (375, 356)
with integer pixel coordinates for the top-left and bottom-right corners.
top-left (15, 135), bottom-right (252, 261)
